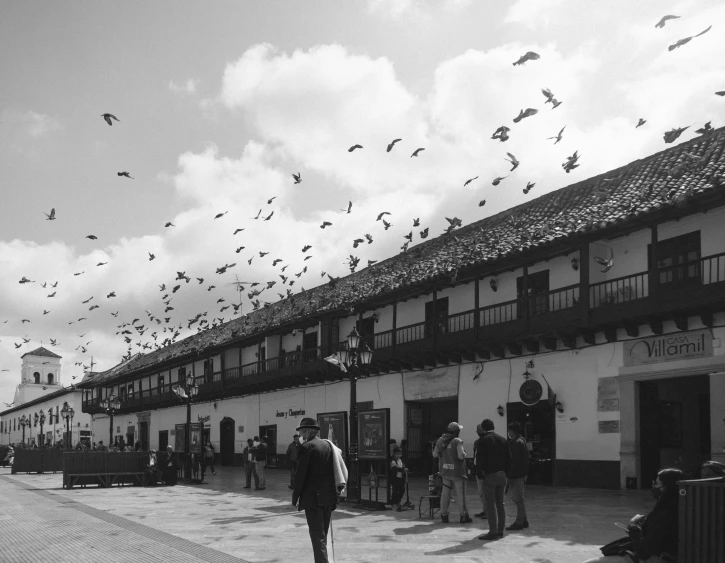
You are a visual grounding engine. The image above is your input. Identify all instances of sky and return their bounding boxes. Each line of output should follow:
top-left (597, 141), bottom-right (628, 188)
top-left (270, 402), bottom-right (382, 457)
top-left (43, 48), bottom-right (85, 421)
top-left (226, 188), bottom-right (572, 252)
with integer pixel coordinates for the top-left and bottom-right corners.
top-left (1, 0), bottom-right (724, 407)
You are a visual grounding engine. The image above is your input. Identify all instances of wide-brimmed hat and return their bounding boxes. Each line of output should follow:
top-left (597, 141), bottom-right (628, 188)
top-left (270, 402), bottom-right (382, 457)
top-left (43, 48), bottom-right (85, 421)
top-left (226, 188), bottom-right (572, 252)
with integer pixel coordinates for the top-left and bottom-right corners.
top-left (296, 417), bottom-right (321, 431)
top-left (447, 421), bottom-right (463, 432)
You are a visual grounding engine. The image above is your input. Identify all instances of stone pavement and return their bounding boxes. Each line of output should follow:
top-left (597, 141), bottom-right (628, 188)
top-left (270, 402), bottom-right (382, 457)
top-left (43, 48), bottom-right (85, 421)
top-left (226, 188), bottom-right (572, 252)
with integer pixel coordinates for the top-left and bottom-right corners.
top-left (0, 465), bottom-right (652, 563)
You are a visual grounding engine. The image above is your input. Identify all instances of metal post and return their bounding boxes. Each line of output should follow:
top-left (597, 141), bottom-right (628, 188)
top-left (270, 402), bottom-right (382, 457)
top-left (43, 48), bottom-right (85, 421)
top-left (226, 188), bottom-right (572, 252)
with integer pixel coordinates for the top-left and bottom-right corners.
top-left (348, 368), bottom-right (359, 502)
top-left (109, 413), bottom-right (113, 445)
top-left (185, 396), bottom-right (191, 481)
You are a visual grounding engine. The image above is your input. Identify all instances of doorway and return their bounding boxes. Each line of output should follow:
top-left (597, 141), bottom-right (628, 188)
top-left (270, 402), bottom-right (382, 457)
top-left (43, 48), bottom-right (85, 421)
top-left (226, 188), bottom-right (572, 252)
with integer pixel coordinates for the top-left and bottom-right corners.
top-left (220, 417), bottom-right (235, 466)
top-left (639, 374), bottom-right (710, 488)
top-left (139, 421), bottom-right (149, 451)
top-left (506, 400), bottom-right (555, 485)
top-left (405, 398), bottom-right (458, 476)
top-left (259, 424), bottom-right (278, 468)
top-left (159, 430), bottom-right (168, 451)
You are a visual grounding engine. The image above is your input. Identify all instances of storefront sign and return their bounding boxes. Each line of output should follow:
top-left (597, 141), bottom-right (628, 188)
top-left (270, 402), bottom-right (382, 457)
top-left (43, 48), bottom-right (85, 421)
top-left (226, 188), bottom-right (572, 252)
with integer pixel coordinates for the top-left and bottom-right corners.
top-left (318, 411), bottom-right (348, 457)
top-left (598, 420), bottom-right (620, 434)
top-left (358, 408), bottom-right (390, 460)
top-left (275, 408), bottom-right (306, 418)
top-left (597, 377), bottom-right (620, 412)
top-left (198, 415), bottom-right (211, 423)
top-left (623, 330), bottom-right (713, 366)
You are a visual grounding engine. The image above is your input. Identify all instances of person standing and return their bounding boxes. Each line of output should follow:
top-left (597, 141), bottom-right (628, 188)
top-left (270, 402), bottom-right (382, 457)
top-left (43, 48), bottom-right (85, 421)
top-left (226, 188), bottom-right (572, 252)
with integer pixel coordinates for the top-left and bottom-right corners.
top-left (292, 417), bottom-right (340, 563)
top-left (472, 423), bottom-right (487, 520)
top-left (286, 434), bottom-right (301, 490)
top-left (204, 442), bottom-right (217, 476)
top-left (242, 438), bottom-right (258, 489)
top-left (389, 446), bottom-right (408, 511)
top-left (255, 436), bottom-right (267, 490)
top-left (475, 418), bottom-right (510, 541)
top-left (506, 422), bottom-right (530, 531)
top-left (433, 422), bottom-right (472, 524)
top-left (160, 445), bottom-right (177, 486)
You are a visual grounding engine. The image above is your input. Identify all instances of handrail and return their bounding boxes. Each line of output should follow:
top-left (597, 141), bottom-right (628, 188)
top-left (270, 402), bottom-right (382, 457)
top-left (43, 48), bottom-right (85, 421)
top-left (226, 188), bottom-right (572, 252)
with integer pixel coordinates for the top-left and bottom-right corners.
top-left (447, 310), bottom-right (475, 333)
top-left (479, 299), bottom-right (518, 326)
top-left (657, 251), bottom-right (725, 286)
top-left (590, 271), bottom-right (648, 308)
top-left (529, 283), bottom-right (580, 315)
top-left (374, 329), bottom-right (394, 349)
top-left (396, 321), bottom-right (427, 345)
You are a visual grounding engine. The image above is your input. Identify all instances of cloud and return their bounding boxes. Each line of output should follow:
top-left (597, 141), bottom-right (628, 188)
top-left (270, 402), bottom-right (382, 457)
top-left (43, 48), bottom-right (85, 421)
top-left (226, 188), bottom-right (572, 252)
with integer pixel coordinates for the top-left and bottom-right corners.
top-left (169, 78), bottom-right (198, 95)
top-left (365, 0), bottom-right (472, 19)
top-left (1, 109), bottom-right (60, 138)
top-left (504, 0), bottom-right (568, 28)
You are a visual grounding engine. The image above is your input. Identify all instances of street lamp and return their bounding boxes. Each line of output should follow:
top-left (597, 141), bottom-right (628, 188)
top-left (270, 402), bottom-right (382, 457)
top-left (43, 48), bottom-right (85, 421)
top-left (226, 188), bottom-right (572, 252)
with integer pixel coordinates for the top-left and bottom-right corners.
top-left (335, 327), bottom-right (373, 502)
top-left (60, 403), bottom-right (75, 450)
top-left (19, 414), bottom-right (30, 445)
top-left (100, 393), bottom-right (121, 446)
top-left (176, 373), bottom-right (199, 481)
top-left (48, 409), bottom-right (54, 445)
top-left (34, 410), bottom-right (46, 447)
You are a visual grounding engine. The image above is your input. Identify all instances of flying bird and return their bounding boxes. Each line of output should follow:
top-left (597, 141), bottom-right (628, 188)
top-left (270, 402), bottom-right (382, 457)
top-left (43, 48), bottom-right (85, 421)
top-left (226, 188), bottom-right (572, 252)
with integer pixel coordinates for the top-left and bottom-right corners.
top-left (86, 235), bottom-right (97, 240)
top-left (478, 200), bottom-right (486, 207)
top-left (513, 51), bottom-right (540, 66)
top-left (491, 126), bottom-right (510, 142)
top-left (463, 176), bottom-right (479, 187)
top-left (376, 212), bottom-right (391, 221)
top-left (302, 245), bottom-right (312, 252)
top-left (292, 173), bottom-right (301, 184)
top-left (411, 148), bottom-right (425, 157)
top-left (348, 144), bottom-right (363, 152)
top-left (342, 201), bottom-right (352, 214)
top-left (541, 88), bottom-right (556, 103)
top-left (96, 262), bottom-right (107, 266)
top-left (18, 276), bottom-right (33, 284)
top-left (47, 292), bottom-right (56, 298)
top-left (551, 99), bottom-right (563, 109)
top-left (236, 246), bottom-right (245, 253)
top-left (107, 292), bottom-right (116, 298)
top-left (636, 118), bottom-right (647, 129)
top-left (117, 172), bottom-right (134, 179)
top-left (492, 175), bottom-right (509, 186)
top-left (365, 233), bottom-right (373, 244)
top-left (233, 228), bottom-right (245, 235)
top-left (165, 222), bottom-right (175, 227)
top-left (420, 228), bottom-right (429, 239)
top-left (663, 126), bottom-right (689, 144)
top-left (386, 138), bottom-right (402, 152)
top-left (668, 25), bottom-right (711, 51)
top-left (562, 151), bottom-right (581, 173)
top-left (716, 91), bottom-right (725, 96)
top-left (548, 126), bottom-right (565, 144)
top-left (74, 271), bottom-right (84, 276)
top-left (43, 310), bottom-right (50, 315)
top-left (505, 153), bottom-right (520, 171)
top-left (655, 15), bottom-right (679, 28)
top-left (44, 208), bottom-right (56, 221)
top-left (148, 252), bottom-right (155, 261)
top-left (382, 219), bottom-right (392, 230)
top-left (214, 211), bottom-right (228, 219)
top-left (594, 248), bottom-right (615, 273)
top-left (523, 182), bottom-right (535, 195)
top-left (101, 113), bottom-right (120, 126)
top-left (320, 221), bottom-right (332, 229)
top-left (264, 211), bottom-right (274, 221)
top-left (695, 121), bottom-right (713, 135)
top-left (352, 238), bottom-right (364, 248)
top-left (513, 108), bottom-right (538, 123)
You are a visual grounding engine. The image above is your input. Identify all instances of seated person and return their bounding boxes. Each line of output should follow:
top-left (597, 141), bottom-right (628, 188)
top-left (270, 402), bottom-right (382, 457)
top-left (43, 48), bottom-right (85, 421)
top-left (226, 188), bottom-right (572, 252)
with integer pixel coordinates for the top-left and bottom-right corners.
top-left (160, 446), bottom-right (177, 485)
top-left (700, 460), bottom-right (725, 479)
top-left (584, 467), bottom-right (684, 563)
top-left (146, 450), bottom-right (163, 485)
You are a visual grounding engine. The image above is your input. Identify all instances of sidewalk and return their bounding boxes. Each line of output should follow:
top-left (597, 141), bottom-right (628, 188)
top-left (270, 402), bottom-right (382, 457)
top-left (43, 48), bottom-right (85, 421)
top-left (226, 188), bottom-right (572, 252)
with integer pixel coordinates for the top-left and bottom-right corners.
top-left (0, 465), bottom-right (652, 563)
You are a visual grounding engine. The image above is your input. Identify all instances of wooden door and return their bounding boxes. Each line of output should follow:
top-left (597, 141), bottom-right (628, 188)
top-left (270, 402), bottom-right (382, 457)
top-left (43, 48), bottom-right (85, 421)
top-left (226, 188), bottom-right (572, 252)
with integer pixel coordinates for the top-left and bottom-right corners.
top-left (259, 424), bottom-right (278, 467)
top-left (159, 430), bottom-right (168, 451)
top-left (220, 418), bottom-right (235, 466)
top-left (639, 381), bottom-right (661, 489)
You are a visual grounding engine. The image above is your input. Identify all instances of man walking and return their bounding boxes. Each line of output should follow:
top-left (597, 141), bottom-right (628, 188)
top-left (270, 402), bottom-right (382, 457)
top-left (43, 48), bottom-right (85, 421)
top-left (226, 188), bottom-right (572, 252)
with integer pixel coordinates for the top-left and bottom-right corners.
top-left (505, 422), bottom-right (530, 531)
top-left (292, 417), bottom-right (340, 563)
top-left (472, 423), bottom-right (487, 520)
top-left (286, 434), bottom-right (301, 490)
top-left (242, 438), bottom-right (258, 489)
top-left (254, 436), bottom-right (267, 490)
top-left (475, 418), bottom-right (510, 541)
top-left (433, 422), bottom-right (472, 524)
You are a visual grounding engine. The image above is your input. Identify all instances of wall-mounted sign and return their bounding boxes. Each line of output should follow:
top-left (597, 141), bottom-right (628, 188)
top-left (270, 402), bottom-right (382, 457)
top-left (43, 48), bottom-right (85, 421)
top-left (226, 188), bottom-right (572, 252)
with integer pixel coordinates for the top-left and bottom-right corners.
top-left (358, 408), bottom-right (390, 460)
top-left (198, 415), bottom-right (211, 423)
top-left (598, 420), bottom-right (620, 434)
top-left (519, 380), bottom-right (543, 406)
top-left (597, 377), bottom-right (620, 412)
top-left (276, 408), bottom-right (306, 419)
top-left (318, 411), bottom-right (348, 457)
top-left (623, 330), bottom-right (713, 366)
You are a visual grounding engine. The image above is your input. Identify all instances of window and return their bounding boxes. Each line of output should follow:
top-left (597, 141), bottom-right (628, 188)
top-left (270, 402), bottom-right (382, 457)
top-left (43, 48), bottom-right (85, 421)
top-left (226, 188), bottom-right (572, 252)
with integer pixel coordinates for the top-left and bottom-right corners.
top-left (47, 373), bottom-right (54, 385)
top-left (204, 358), bottom-right (214, 382)
top-left (649, 231), bottom-right (701, 286)
top-left (127, 383), bottom-right (134, 398)
top-left (302, 331), bottom-right (318, 350)
top-left (424, 297), bottom-right (449, 338)
top-left (33, 372), bottom-right (40, 384)
top-left (356, 317), bottom-right (376, 348)
top-left (158, 376), bottom-right (165, 389)
top-left (178, 367), bottom-right (186, 383)
top-left (517, 270), bottom-right (550, 316)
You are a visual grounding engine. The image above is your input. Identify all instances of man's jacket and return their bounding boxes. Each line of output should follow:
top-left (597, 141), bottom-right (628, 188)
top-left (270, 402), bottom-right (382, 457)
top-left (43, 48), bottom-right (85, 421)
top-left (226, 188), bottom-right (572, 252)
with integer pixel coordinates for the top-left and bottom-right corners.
top-left (507, 436), bottom-right (530, 479)
top-left (474, 432), bottom-right (511, 477)
top-left (292, 436), bottom-right (338, 511)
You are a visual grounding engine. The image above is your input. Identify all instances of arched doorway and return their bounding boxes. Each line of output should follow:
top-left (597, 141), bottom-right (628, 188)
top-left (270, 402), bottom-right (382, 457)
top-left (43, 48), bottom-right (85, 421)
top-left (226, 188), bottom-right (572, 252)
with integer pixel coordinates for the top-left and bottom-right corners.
top-left (220, 417), bottom-right (235, 466)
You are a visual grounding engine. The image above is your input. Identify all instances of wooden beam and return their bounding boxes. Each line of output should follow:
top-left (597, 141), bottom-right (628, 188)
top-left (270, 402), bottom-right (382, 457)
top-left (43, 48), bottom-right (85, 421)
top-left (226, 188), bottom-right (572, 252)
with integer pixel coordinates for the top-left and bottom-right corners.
top-left (700, 311), bottom-right (714, 327)
top-left (507, 343), bottom-right (523, 356)
top-left (604, 326), bottom-right (618, 343)
top-left (580, 330), bottom-right (596, 345)
top-left (541, 337), bottom-right (557, 351)
top-left (474, 278), bottom-right (480, 338)
top-left (488, 344), bottom-right (506, 358)
top-left (624, 323), bottom-right (639, 338)
top-left (673, 314), bottom-right (688, 331)
top-left (560, 333), bottom-right (577, 349)
top-left (579, 244), bottom-right (590, 326)
top-left (649, 225), bottom-right (659, 301)
top-left (649, 318), bottom-right (663, 335)
top-left (524, 339), bottom-right (540, 354)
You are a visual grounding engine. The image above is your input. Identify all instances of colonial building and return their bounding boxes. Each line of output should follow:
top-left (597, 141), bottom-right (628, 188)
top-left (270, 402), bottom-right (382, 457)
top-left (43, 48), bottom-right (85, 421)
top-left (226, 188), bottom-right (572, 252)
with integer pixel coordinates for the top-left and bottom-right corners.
top-left (0, 347), bottom-right (91, 447)
top-left (81, 128), bottom-right (725, 489)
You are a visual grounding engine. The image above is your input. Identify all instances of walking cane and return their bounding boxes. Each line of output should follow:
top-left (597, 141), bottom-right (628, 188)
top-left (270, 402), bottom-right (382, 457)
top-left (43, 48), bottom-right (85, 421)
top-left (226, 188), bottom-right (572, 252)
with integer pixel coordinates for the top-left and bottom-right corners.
top-left (329, 513), bottom-right (336, 563)
top-left (402, 470), bottom-right (415, 509)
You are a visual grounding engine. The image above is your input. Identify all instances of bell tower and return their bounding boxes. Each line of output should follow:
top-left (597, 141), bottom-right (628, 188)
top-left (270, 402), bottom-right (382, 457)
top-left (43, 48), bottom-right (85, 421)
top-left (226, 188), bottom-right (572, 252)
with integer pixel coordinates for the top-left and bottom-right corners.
top-left (15, 347), bottom-right (63, 406)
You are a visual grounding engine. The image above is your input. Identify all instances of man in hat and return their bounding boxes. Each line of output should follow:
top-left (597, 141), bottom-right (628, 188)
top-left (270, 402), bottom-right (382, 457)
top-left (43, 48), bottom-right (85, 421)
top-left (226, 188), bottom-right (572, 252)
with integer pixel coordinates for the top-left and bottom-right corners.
top-left (286, 434), bottom-right (301, 490)
top-left (161, 445), bottom-right (177, 486)
top-left (475, 418), bottom-right (510, 541)
top-left (292, 417), bottom-right (339, 563)
top-left (472, 423), bottom-right (487, 519)
top-left (432, 422), bottom-right (472, 524)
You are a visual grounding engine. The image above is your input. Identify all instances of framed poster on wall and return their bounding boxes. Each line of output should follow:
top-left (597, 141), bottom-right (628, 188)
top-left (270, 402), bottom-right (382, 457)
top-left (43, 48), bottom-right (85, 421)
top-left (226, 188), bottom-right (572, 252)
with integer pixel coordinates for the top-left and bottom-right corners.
top-left (189, 422), bottom-right (202, 454)
top-left (174, 423), bottom-right (186, 452)
top-left (318, 411), bottom-right (348, 457)
top-left (358, 408), bottom-right (390, 460)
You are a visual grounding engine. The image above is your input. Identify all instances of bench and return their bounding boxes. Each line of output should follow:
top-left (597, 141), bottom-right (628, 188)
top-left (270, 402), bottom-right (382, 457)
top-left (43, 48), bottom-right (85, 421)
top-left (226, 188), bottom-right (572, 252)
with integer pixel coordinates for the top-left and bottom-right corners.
top-left (64, 472), bottom-right (146, 489)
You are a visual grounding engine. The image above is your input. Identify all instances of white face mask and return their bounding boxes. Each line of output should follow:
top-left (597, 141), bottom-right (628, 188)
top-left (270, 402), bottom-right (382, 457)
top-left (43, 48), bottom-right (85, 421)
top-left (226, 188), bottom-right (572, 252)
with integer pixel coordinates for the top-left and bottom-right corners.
top-left (253, 441), bottom-right (259, 446)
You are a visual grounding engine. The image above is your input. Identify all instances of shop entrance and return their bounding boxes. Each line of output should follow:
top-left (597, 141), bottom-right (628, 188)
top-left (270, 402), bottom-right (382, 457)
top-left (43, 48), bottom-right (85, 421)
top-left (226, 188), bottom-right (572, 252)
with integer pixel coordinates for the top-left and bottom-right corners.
top-left (639, 374), bottom-right (710, 488)
top-left (259, 424), bottom-right (278, 467)
top-left (220, 417), bottom-right (235, 466)
top-left (404, 398), bottom-right (458, 476)
top-left (506, 400), bottom-right (555, 486)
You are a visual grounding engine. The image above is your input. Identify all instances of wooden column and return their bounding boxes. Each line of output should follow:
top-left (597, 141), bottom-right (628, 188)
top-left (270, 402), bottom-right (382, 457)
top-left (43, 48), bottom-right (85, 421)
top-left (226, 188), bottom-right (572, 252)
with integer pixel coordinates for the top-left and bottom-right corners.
top-left (649, 225), bottom-right (659, 300)
top-left (522, 266), bottom-right (530, 331)
top-left (474, 278), bottom-right (480, 338)
top-left (238, 345), bottom-right (242, 375)
top-left (220, 350), bottom-right (226, 392)
top-left (432, 289), bottom-right (438, 347)
top-left (579, 244), bottom-right (590, 326)
top-left (392, 301), bottom-right (398, 352)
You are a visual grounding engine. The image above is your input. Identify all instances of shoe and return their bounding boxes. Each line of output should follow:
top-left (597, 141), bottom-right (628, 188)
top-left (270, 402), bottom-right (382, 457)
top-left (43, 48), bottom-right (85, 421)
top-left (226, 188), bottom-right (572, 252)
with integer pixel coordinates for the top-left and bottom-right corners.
top-left (441, 514), bottom-right (449, 523)
top-left (258, 487), bottom-right (266, 490)
top-left (474, 512), bottom-right (487, 519)
top-left (478, 532), bottom-right (500, 541)
top-left (523, 520), bottom-right (529, 528)
top-left (505, 523), bottom-right (525, 531)
top-left (243, 486), bottom-right (251, 489)
top-left (460, 515), bottom-right (473, 524)
top-left (395, 505), bottom-right (402, 512)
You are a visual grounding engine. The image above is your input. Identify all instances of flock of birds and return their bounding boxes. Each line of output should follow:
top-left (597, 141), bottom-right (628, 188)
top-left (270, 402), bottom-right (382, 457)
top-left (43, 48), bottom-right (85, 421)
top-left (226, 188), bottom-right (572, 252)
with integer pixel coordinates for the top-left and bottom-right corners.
top-left (1, 12), bottom-right (723, 387)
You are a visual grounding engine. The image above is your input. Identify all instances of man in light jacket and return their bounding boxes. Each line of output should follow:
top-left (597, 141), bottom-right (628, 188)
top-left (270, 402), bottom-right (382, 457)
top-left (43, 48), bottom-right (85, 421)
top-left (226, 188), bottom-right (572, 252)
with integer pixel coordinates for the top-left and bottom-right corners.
top-left (433, 422), bottom-right (472, 524)
top-left (506, 421), bottom-right (530, 531)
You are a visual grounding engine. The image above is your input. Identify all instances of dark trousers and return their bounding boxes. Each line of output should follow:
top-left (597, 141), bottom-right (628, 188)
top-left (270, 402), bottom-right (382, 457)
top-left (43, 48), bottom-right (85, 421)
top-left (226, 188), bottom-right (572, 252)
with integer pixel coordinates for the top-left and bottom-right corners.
top-left (390, 477), bottom-right (405, 505)
top-left (290, 461), bottom-right (298, 486)
top-left (483, 471), bottom-right (507, 534)
top-left (304, 505), bottom-right (333, 563)
top-left (204, 457), bottom-right (215, 473)
top-left (245, 463), bottom-right (258, 487)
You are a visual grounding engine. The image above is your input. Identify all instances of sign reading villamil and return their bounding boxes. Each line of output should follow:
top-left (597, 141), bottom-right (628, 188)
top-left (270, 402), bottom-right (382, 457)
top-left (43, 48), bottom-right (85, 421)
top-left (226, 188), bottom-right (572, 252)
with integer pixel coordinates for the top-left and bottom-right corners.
top-left (623, 330), bottom-right (713, 367)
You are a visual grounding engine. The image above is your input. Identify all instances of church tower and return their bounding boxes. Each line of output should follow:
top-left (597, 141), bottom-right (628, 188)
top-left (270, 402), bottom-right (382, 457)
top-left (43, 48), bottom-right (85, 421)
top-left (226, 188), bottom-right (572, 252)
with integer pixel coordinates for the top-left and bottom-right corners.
top-left (14, 347), bottom-right (63, 406)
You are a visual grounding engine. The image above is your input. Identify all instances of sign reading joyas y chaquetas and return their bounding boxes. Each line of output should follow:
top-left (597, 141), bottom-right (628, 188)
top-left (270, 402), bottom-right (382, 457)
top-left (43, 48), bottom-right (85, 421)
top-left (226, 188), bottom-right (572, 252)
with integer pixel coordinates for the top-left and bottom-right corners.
top-left (623, 330), bottom-right (713, 366)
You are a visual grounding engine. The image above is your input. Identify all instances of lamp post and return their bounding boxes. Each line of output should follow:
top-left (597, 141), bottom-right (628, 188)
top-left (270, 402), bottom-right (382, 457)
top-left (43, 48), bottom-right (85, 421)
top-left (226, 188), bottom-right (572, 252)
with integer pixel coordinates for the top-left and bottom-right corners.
top-left (48, 409), bottom-right (54, 445)
top-left (19, 414), bottom-right (30, 445)
top-left (100, 393), bottom-right (121, 446)
top-left (177, 373), bottom-right (199, 481)
top-left (35, 410), bottom-right (46, 447)
top-left (60, 403), bottom-right (75, 450)
top-left (336, 327), bottom-right (373, 502)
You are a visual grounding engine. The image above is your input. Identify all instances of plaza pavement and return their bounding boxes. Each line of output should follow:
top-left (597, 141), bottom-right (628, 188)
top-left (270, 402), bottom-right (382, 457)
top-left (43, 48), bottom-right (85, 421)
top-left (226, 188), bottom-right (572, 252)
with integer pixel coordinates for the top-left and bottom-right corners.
top-left (0, 464), bottom-right (652, 563)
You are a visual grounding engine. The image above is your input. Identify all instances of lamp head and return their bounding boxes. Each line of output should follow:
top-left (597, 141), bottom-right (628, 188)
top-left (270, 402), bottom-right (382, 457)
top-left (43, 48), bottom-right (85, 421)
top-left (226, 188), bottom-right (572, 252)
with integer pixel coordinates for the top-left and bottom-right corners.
top-left (186, 373), bottom-right (194, 388)
top-left (338, 346), bottom-right (350, 366)
top-left (496, 404), bottom-right (505, 417)
top-left (347, 327), bottom-right (361, 350)
top-left (490, 278), bottom-right (498, 292)
top-left (358, 343), bottom-right (373, 365)
top-left (570, 256), bottom-right (579, 271)
top-left (555, 401), bottom-right (564, 414)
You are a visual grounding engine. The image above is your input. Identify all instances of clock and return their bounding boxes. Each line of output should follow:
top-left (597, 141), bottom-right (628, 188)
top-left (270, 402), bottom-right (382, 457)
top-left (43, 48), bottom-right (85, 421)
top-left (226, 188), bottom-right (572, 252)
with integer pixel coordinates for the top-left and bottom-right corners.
top-left (519, 379), bottom-right (543, 406)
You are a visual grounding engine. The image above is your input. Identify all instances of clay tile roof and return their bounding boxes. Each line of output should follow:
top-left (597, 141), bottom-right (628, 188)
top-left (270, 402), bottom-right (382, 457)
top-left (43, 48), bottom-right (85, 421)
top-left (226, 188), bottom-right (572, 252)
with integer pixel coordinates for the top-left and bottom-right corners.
top-left (21, 346), bottom-right (62, 359)
top-left (88, 126), bottom-right (725, 387)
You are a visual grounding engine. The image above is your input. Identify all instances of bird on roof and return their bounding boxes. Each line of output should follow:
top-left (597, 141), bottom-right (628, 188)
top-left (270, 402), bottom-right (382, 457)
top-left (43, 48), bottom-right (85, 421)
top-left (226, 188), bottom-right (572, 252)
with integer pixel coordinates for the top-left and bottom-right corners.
top-left (44, 208), bottom-right (56, 221)
top-left (386, 138), bottom-right (402, 152)
top-left (320, 221), bottom-right (332, 229)
top-left (636, 118), bottom-right (647, 129)
top-left (264, 211), bottom-right (274, 221)
top-left (663, 126), bottom-right (689, 143)
top-left (292, 173), bottom-right (301, 184)
top-left (594, 248), bottom-right (615, 273)
top-left (117, 171), bottom-right (134, 179)
top-left (491, 126), bottom-right (510, 142)
top-left (101, 113), bottom-right (120, 126)
top-left (411, 148), bottom-right (425, 157)
top-left (695, 121), bottom-right (714, 135)
top-left (513, 108), bottom-right (538, 123)
top-left (655, 14), bottom-right (679, 28)
top-left (464, 176), bottom-right (479, 187)
top-left (492, 175), bottom-right (509, 186)
top-left (505, 153), bottom-right (520, 171)
top-left (668, 25), bottom-right (711, 51)
top-left (562, 151), bottom-right (581, 173)
top-left (348, 144), bottom-right (363, 152)
top-left (165, 221), bottom-right (175, 227)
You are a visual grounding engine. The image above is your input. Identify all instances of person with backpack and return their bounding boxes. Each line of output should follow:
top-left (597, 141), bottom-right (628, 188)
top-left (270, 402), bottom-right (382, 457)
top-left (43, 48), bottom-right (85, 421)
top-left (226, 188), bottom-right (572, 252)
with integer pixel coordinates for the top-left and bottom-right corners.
top-left (204, 442), bottom-right (217, 475)
top-left (433, 422), bottom-right (472, 524)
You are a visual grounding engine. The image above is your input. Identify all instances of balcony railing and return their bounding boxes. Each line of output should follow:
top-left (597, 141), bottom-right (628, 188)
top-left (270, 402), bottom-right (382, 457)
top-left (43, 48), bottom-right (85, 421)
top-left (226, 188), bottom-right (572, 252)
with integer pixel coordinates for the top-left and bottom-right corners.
top-left (448, 310), bottom-right (475, 333)
top-left (590, 271), bottom-right (649, 309)
top-left (396, 321), bottom-right (427, 345)
top-left (480, 299), bottom-right (518, 326)
top-left (531, 284), bottom-right (580, 314)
